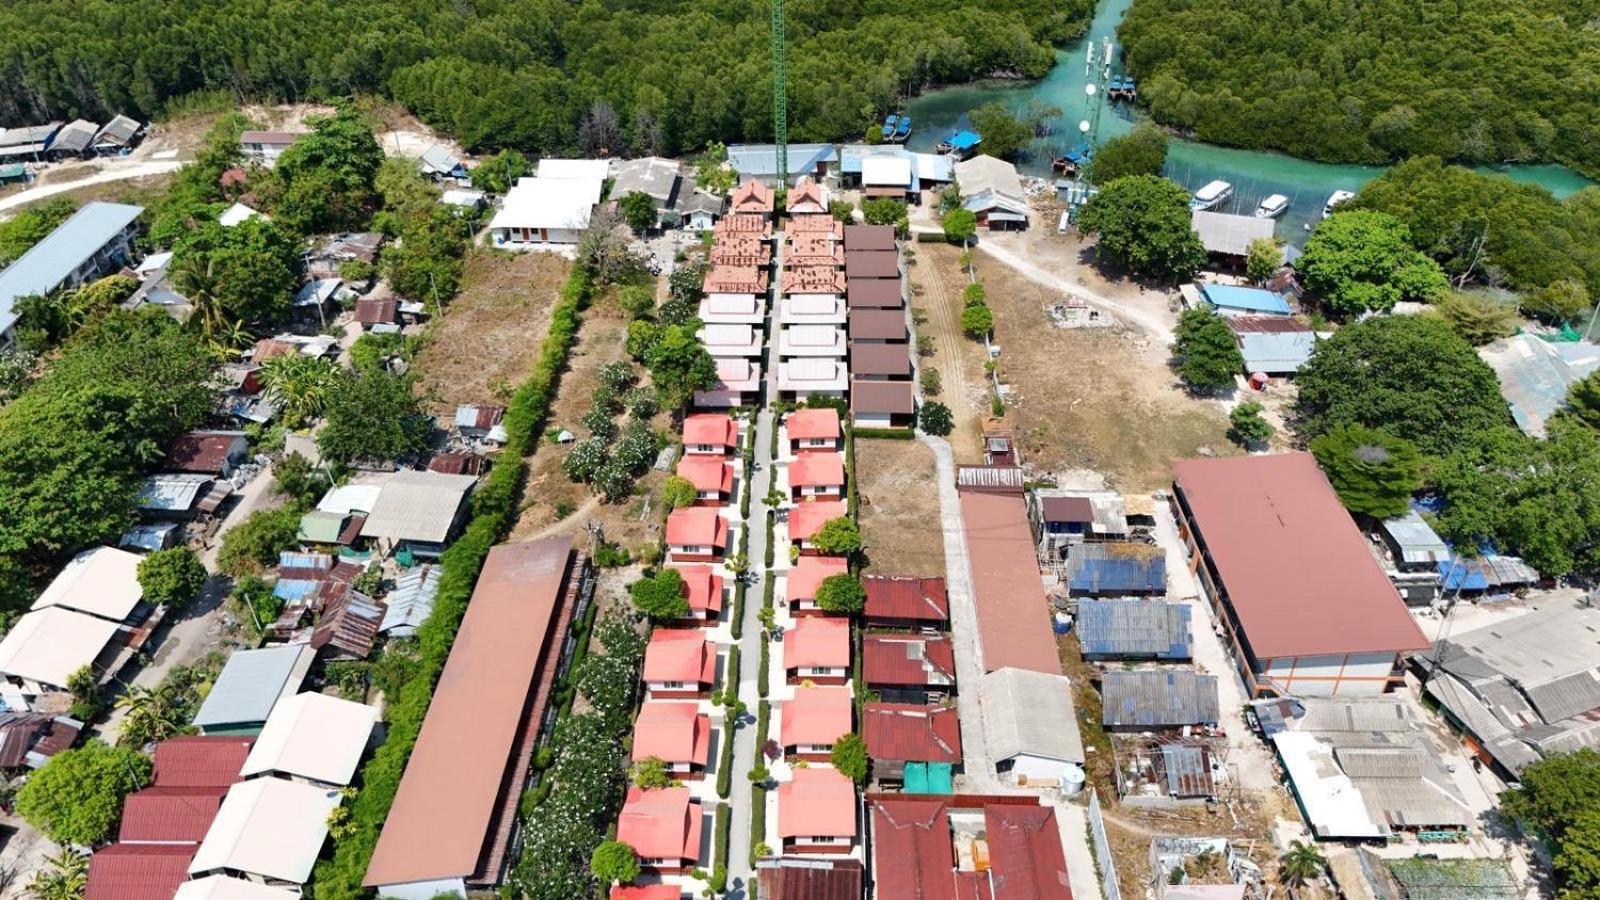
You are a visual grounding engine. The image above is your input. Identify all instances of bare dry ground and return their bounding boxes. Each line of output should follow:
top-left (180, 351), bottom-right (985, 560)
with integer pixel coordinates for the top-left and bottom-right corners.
top-left (856, 437), bottom-right (945, 576)
top-left (413, 250), bottom-right (568, 415)
top-left (905, 243), bottom-right (987, 462)
top-left (917, 242), bottom-right (1236, 493)
top-left (508, 290), bottom-right (673, 551)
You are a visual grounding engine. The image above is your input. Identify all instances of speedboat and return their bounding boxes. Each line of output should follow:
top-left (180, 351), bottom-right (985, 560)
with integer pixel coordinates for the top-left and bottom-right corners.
top-left (1322, 189), bottom-right (1355, 218)
top-left (1254, 194), bottom-right (1290, 218)
top-left (1190, 180), bottom-right (1233, 212)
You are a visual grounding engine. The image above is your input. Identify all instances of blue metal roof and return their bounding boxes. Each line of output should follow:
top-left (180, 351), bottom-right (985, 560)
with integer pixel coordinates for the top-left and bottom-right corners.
top-left (0, 201), bottom-right (142, 334)
top-left (1102, 669), bottom-right (1221, 728)
top-left (946, 130), bottom-right (981, 151)
top-left (726, 143), bottom-right (836, 179)
top-left (1077, 599), bottom-right (1191, 659)
top-left (192, 645), bottom-right (310, 729)
top-left (1200, 283), bottom-right (1291, 315)
top-left (1066, 544), bottom-right (1166, 595)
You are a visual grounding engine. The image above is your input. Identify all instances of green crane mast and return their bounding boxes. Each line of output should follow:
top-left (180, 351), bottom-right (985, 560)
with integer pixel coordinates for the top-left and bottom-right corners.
top-left (772, 0), bottom-right (787, 184)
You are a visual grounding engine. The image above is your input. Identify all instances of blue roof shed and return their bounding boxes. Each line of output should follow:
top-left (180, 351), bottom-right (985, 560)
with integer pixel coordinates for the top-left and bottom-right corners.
top-left (1066, 543), bottom-right (1166, 595)
top-left (1102, 669), bottom-right (1221, 728)
top-left (945, 130), bottom-right (982, 152)
top-left (1200, 283), bottom-right (1291, 316)
top-left (1077, 599), bottom-right (1191, 659)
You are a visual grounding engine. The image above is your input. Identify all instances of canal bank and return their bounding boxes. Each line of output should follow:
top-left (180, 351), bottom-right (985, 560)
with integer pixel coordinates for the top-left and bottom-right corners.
top-left (903, 0), bottom-right (1593, 239)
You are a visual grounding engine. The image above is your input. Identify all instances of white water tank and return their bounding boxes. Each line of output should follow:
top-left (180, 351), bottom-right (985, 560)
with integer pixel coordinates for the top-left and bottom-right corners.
top-left (1059, 764), bottom-right (1086, 798)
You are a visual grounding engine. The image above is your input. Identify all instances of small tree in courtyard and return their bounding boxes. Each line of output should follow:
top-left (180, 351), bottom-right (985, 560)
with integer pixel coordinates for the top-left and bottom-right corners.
top-left (831, 732), bottom-right (869, 783)
top-left (943, 208), bottom-right (977, 245)
top-left (920, 402), bottom-right (954, 436)
top-left (1228, 401), bottom-right (1273, 447)
top-left (811, 517), bottom-right (863, 556)
top-left (1172, 308), bottom-right (1243, 391)
top-left (137, 547), bottom-right (208, 607)
top-left (629, 567), bottom-right (690, 620)
top-left (590, 839), bottom-right (641, 885)
top-left (815, 574), bottom-right (866, 614)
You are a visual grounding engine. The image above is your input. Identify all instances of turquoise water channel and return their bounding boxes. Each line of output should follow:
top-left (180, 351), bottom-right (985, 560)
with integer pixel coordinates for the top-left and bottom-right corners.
top-left (903, 0), bottom-right (1594, 238)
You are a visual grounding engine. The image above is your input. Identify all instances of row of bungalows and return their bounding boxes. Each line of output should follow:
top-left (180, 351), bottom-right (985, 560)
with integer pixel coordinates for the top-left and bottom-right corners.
top-left (365, 537), bottom-right (590, 898)
top-left (843, 224), bottom-right (916, 428)
top-left (776, 182), bottom-right (853, 402)
top-left (696, 182), bottom-right (777, 407)
top-left (868, 795), bottom-right (1074, 900)
top-left (0, 115), bottom-right (142, 163)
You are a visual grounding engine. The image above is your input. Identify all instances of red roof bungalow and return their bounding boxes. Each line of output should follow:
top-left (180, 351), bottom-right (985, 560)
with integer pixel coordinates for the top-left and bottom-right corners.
top-left (665, 507), bottom-right (728, 562)
top-left (118, 786), bottom-right (225, 844)
top-left (670, 564), bottom-right (724, 623)
top-left (612, 887), bottom-right (684, 900)
top-left (85, 843), bottom-right (194, 900)
top-left (781, 685), bottom-right (853, 761)
top-left (784, 616), bottom-right (851, 686)
top-left (787, 555), bottom-right (849, 616)
top-left (863, 575), bottom-right (949, 628)
top-left (643, 629), bottom-right (717, 699)
top-left (616, 786), bottom-right (704, 873)
top-left (151, 735), bottom-right (255, 787)
top-left (683, 413), bottom-right (739, 456)
top-left (987, 803), bottom-right (1073, 900)
top-left (777, 767), bottom-right (857, 854)
top-left (863, 633), bottom-right (957, 695)
top-left (868, 798), bottom-right (1071, 900)
top-left (789, 451), bottom-right (845, 501)
top-left (632, 702), bottom-right (713, 780)
top-left (731, 179), bottom-right (776, 216)
top-left (788, 500), bottom-right (847, 555)
top-left (862, 703), bottom-right (962, 781)
top-left (676, 455), bottom-right (735, 507)
top-left (786, 408), bottom-right (842, 453)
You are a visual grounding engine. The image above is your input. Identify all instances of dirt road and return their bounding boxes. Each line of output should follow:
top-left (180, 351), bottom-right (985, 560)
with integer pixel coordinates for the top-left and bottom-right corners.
top-left (0, 161), bottom-right (184, 218)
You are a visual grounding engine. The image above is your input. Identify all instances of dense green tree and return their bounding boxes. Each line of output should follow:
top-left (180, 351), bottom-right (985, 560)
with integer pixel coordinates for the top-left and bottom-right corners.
top-left (1430, 292), bottom-right (1518, 346)
top-left (640, 324), bottom-right (717, 411)
top-left (384, 206), bottom-right (471, 301)
top-left (1293, 315), bottom-right (1507, 455)
top-left (1086, 122), bottom-right (1169, 185)
top-left (963, 283), bottom-right (986, 307)
top-left (967, 103), bottom-right (1036, 160)
top-left (1244, 237), bottom-right (1282, 285)
top-left (830, 733), bottom-right (869, 783)
top-left (942, 208), bottom-right (977, 245)
top-left (470, 149), bottom-right (529, 194)
top-left (920, 402), bottom-right (954, 436)
top-left (628, 568), bottom-right (690, 620)
top-left (1569, 371), bottom-right (1600, 430)
top-left (171, 217), bottom-right (301, 334)
top-left (1524, 279), bottom-right (1593, 325)
top-left (1502, 749), bottom-right (1600, 896)
top-left (862, 198), bottom-right (909, 235)
top-left (1077, 176), bottom-right (1206, 281)
top-left (16, 741), bottom-right (151, 846)
top-left (1172, 308), bottom-right (1243, 390)
top-left (1309, 424), bottom-right (1423, 518)
top-left (316, 369), bottom-right (433, 465)
top-left (136, 547), bottom-right (208, 606)
top-left (619, 192), bottom-right (657, 236)
top-left (660, 475), bottom-right (698, 511)
top-left (269, 107), bottom-right (384, 233)
top-left (811, 517), bottom-right (863, 556)
top-left (815, 574), bottom-right (866, 614)
top-left (0, 198), bottom-right (76, 265)
top-left (629, 757), bottom-right (672, 789)
top-left (259, 355), bottom-right (343, 427)
top-left (1228, 401), bottom-right (1272, 446)
top-left (589, 840), bottom-right (640, 885)
top-left (217, 505), bottom-right (303, 577)
top-left (1298, 211), bottom-right (1449, 316)
top-left (961, 303), bottom-right (994, 339)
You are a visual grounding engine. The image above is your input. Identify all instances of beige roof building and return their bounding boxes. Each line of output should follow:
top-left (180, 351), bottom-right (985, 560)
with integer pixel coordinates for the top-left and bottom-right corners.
top-left (0, 607), bottom-right (122, 692)
top-left (240, 692), bottom-right (378, 787)
top-left (359, 470), bottom-right (478, 546)
top-left (189, 778), bottom-right (342, 885)
top-left (31, 546), bottom-right (144, 622)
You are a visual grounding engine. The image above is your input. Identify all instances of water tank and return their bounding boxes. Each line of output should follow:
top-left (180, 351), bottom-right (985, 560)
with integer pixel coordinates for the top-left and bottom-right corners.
top-left (1059, 764), bottom-right (1086, 798)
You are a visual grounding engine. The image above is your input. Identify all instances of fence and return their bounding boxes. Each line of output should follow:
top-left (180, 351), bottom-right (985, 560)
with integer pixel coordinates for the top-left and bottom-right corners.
top-left (1087, 788), bottom-right (1123, 900)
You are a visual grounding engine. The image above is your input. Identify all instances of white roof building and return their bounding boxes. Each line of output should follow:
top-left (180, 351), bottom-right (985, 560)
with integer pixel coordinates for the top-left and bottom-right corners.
top-left (0, 607), bottom-right (121, 692)
top-left (240, 692), bottom-right (379, 787)
top-left (31, 546), bottom-right (143, 622)
top-left (980, 667), bottom-right (1085, 780)
top-left (778, 324), bottom-right (847, 358)
top-left (862, 155), bottom-right (913, 189)
top-left (778, 358), bottom-right (849, 394)
top-left (488, 175), bottom-right (605, 238)
top-left (317, 482), bottom-right (385, 516)
top-left (536, 158), bottom-right (611, 182)
top-left (779, 294), bottom-right (847, 325)
top-left (698, 293), bottom-right (766, 325)
top-left (697, 323), bottom-right (764, 358)
top-left (189, 778), bottom-right (342, 885)
top-left (218, 203), bottom-right (264, 228)
top-left (359, 470), bottom-right (478, 546)
top-left (954, 155), bottom-right (1029, 223)
top-left (175, 877), bottom-right (301, 900)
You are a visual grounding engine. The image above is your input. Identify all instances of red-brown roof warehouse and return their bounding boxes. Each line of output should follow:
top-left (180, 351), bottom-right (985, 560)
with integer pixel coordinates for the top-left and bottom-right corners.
top-left (1171, 453), bottom-right (1428, 697)
top-left (958, 478), bottom-right (1062, 675)
top-left (365, 538), bottom-right (583, 896)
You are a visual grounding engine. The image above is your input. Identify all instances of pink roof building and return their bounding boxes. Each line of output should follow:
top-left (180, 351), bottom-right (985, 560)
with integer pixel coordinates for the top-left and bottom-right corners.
top-left (780, 685), bottom-right (853, 754)
top-left (631, 702), bottom-right (712, 776)
top-left (777, 767), bottom-right (857, 851)
top-left (787, 556), bottom-right (850, 614)
top-left (788, 500), bottom-right (848, 548)
top-left (789, 451), bottom-right (845, 499)
top-left (643, 630), bottom-right (716, 698)
top-left (670, 564), bottom-right (724, 619)
top-left (616, 787), bottom-right (704, 871)
top-left (784, 616), bottom-right (851, 684)
top-left (665, 508), bottom-right (728, 561)
top-left (682, 414), bottom-right (739, 454)
top-left (786, 409), bottom-right (841, 451)
top-left (675, 456), bottom-right (734, 502)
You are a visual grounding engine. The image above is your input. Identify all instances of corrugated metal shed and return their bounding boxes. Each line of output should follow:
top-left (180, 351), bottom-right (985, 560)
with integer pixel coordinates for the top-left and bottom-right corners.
top-left (1102, 669), bottom-right (1220, 728)
top-left (1160, 744), bottom-right (1214, 797)
top-left (1238, 331), bottom-right (1318, 375)
top-left (380, 565), bottom-right (440, 637)
top-left (1380, 511), bottom-right (1450, 566)
top-left (0, 201), bottom-right (141, 334)
top-left (1479, 335), bottom-right (1600, 437)
top-left (1066, 543), bottom-right (1166, 595)
top-left (956, 465), bottom-right (1025, 492)
top-left (1191, 211), bottom-right (1275, 257)
top-left (192, 645), bottom-right (314, 731)
top-left (1077, 599), bottom-right (1191, 659)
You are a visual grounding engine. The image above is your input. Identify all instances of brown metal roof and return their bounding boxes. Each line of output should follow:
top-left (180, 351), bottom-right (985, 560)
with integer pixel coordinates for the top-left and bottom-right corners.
top-left (847, 278), bottom-right (904, 309)
top-left (958, 489), bottom-right (1062, 675)
top-left (1039, 495), bottom-right (1093, 524)
top-left (985, 804), bottom-right (1071, 900)
top-left (1225, 315), bottom-right (1311, 335)
top-left (1172, 453), bottom-right (1427, 660)
top-left (849, 309), bottom-right (908, 341)
top-left (365, 538), bottom-right (576, 888)
top-left (850, 342), bottom-right (912, 377)
top-left (758, 857), bottom-right (863, 900)
top-left (863, 575), bottom-right (949, 623)
top-left (845, 250), bottom-right (899, 279)
top-left (844, 224), bottom-right (896, 252)
top-left (870, 798), bottom-right (958, 900)
top-left (355, 297), bottom-right (398, 325)
top-left (850, 380), bottom-right (915, 415)
top-left (166, 431), bottom-right (246, 474)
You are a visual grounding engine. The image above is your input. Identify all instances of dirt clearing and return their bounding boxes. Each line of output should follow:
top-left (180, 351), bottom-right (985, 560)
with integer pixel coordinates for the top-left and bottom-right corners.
top-left (905, 243), bottom-right (988, 462)
top-left (916, 242), bottom-right (1235, 493)
top-left (413, 250), bottom-right (568, 415)
top-left (856, 437), bottom-right (945, 576)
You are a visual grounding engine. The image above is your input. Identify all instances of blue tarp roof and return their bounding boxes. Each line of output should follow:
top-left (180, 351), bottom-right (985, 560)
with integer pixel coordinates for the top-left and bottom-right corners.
top-left (0, 201), bottom-right (142, 334)
top-left (945, 130), bottom-right (981, 151)
top-left (1066, 544), bottom-right (1166, 594)
top-left (903, 761), bottom-right (954, 794)
top-left (1077, 599), bottom-right (1191, 659)
top-left (1201, 283), bottom-right (1291, 315)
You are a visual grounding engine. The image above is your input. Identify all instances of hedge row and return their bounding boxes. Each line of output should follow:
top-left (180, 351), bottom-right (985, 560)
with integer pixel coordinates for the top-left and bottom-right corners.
top-left (844, 424), bottom-right (860, 519)
top-left (853, 426), bottom-right (914, 440)
top-left (715, 644), bottom-right (742, 800)
top-left (309, 264), bottom-right (595, 899)
top-left (714, 803), bottom-right (731, 871)
top-left (748, 785), bottom-right (768, 867)
top-left (912, 231), bottom-right (958, 243)
top-left (730, 578), bottom-right (747, 642)
top-left (757, 634), bottom-right (770, 699)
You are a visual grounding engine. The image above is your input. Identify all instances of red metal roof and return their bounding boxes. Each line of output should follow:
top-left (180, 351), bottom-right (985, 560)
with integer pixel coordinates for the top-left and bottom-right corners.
top-left (777, 766), bottom-right (857, 839)
top-left (985, 804), bottom-right (1071, 900)
top-left (85, 843), bottom-right (194, 900)
top-left (851, 380), bottom-right (916, 415)
top-left (784, 616), bottom-right (850, 670)
top-left (616, 787), bottom-right (703, 861)
top-left (849, 309), bottom-right (908, 341)
top-left (789, 452), bottom-right (845, 488)
top-left (787, 556), bottom-right (849, 602)
top-left (644, 629), bottom-right (715, 685)
top-left (166, 431), bottom-right (245, 474)
top-left (787, 408), bottom-right (841, 441)
top-left (862, 633), bottom-right (956, 686)
top-left (789, 500), bottom-right (847, 542)
top-left (683, 413), bottom-right (739, 448)
top-left (870, 798), bottom-right (958, 900)
top-left (117, 786), bottom-right (224, 844)
top-left (613, 887), bottom-right (684, 900)
top-left (1039, 496), bottom-right (1094, 524)
top-left (958, 489), bottom-right (1062, 675)
top-left (366, 538), bottom-right (575, 887)
top-left (666, 508), bottom-right (728, 548)
top-left (758, 858), bottom-right (864, 900)
top-left (355, 297), bottom-right (398, 325)
top-left (863, 575), bottom-right (949, 623)
top-left (862, 703), bottom-right (962, 763)
top-left (632, 702), bottom-right (712, 767)
top-left (671, 564), bottom-right (724, 615)
top-left (1172, 453), bottom-right (1428, 659)
top-left (151, 736), bottom-right (254, 788)
top-left (780, 685), bottom-right (853, 748)
top-left (676, 456), bottom-right (734, 494)
top-left (848, 279), bottom-right (904, 308)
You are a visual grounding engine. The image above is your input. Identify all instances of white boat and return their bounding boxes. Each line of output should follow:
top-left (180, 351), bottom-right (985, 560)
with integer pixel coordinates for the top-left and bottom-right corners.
top-left (1254, 194), bottom-right (1290, 219)
top-left (1322, 189), bottom-right (1355, 218)
top-left (1190, 180), bottom-right (1233, 211)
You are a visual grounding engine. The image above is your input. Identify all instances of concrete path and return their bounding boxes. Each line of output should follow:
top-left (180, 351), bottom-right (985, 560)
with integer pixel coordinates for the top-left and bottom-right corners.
top-left (0, 160), bottom-right (183, 217)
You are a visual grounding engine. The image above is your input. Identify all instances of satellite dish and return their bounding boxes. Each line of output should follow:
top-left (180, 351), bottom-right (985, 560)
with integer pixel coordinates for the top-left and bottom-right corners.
top-left (1085, 84), bottom-right (1097, 97)
top-left (1079, 121), bottom-right (1091, 134)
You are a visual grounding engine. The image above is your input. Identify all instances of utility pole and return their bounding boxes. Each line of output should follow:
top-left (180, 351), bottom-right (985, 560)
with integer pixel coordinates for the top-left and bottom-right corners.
top-left (772, 0), bottom-right (788, 185)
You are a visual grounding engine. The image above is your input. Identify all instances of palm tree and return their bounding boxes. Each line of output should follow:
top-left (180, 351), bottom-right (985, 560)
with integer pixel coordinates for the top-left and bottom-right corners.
top-left (1280, 840), bottom-right (1326, 890)
top-left (26, 850), bottom-right (86, 900)
top-left (115, 684), bottom-right (185, 749)
top-left (170, 253), bottom-right (230, 338)
top-left (258, 354), bottom-right (342, 426)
